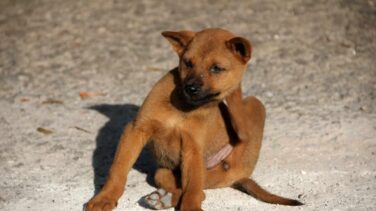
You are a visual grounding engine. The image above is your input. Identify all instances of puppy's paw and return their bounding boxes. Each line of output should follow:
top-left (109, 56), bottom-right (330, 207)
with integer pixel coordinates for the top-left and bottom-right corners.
top-left (84, 196), bottom-right (117, 211)
top-left (142, 188), bottom-right (173, 210)
top-left (180, 202), bottom-right (204, 211)
top-left (180, 191), bottom-right (204, 211)
top-left (180, 207), bottom-right (204, 211)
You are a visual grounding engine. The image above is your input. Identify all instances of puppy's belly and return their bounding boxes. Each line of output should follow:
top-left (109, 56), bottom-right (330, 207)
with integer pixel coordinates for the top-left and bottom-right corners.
top-left (148, 120), bottom-right (231, 170)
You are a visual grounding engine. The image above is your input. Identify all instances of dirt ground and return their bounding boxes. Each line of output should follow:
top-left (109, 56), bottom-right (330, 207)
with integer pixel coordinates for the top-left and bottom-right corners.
top-left (0, 0), bottom-right (375, 210)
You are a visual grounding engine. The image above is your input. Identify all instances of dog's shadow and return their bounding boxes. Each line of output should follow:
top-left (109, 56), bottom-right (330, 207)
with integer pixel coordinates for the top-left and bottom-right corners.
top-left (89, 104), bottom-right (157, 195)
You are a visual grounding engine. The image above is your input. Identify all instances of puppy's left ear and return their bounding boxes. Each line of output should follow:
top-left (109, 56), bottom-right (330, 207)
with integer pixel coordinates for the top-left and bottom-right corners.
top-left (226, 37), bottom-right (252, 63)
top-left (161, 31), bottom-right (196, 56)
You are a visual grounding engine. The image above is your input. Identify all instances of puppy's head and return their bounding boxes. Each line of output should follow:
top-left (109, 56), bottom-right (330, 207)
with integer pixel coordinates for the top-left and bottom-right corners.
top-left (162, 28), bottom-right (252, 106)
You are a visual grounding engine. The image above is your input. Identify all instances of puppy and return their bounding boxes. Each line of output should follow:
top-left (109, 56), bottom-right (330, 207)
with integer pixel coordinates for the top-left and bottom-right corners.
top-left (85, 28), bottom-right (302, 211)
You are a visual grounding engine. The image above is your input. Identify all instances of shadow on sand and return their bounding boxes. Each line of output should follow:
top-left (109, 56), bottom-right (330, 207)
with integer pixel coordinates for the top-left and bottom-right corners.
top-left (89, 104), bottom-right (157, 195)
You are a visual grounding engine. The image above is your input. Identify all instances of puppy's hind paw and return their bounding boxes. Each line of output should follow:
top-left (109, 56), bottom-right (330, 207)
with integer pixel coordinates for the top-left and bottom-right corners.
top-left (142, 188), bottom-right (173, 210)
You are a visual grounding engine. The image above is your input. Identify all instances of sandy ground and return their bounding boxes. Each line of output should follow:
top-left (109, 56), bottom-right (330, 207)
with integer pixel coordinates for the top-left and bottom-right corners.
top-left (0, 0), bottom-right (375, 210)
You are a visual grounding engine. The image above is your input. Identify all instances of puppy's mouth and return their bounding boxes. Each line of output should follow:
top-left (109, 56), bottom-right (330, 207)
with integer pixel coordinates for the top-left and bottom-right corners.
top-left (182, 89), bottom-right (220, 107)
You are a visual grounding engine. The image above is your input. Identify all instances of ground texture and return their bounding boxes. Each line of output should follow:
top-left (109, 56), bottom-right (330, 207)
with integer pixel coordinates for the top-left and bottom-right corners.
top-left (0, 0), bottom-right (375, 210)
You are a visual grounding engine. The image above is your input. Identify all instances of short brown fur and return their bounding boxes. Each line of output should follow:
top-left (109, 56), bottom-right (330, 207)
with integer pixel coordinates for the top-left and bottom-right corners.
top-left (85, 28), bottom-right (302, 211)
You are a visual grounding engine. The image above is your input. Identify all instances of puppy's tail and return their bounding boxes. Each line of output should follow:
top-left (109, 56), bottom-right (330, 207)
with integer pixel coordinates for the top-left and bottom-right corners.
top-left (233, 178), bottom-right (303, 206)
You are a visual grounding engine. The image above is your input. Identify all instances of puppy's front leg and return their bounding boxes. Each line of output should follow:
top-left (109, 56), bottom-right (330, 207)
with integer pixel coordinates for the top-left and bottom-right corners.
top-left (225, 85), bottom-right (251, 142)
top-left (85, 121), bottom-right (151, 211)
top-left (180, 132), bottom-right (205, 211)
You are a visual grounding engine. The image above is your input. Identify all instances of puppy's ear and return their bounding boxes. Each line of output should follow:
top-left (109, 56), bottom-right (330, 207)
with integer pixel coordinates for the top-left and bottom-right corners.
top-left (161, 31), bottom-right (196, 55)
top-left (226, 37), bottom-right (252, 63)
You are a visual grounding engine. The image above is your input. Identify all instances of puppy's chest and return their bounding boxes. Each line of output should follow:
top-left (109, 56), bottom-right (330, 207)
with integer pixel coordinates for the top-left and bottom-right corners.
top-left (149, 126), bottom-right (183, 169)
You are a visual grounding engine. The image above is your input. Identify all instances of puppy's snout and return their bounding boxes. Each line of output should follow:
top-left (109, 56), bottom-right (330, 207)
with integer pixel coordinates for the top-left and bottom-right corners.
top-left (183, 76), bottom-right (203, 96)
top-left (184, 84), bottom-right (201, 96)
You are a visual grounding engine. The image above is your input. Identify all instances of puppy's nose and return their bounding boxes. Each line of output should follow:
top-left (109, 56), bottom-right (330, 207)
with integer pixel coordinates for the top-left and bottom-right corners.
top-left (184, 84), bottom-right (201, 96)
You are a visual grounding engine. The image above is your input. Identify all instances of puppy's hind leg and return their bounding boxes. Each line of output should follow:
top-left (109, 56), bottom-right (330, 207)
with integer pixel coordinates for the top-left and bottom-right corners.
top-left (143, 168), bottom-right (182, 209)
top-left (232, 178), bottom-right (303, 206)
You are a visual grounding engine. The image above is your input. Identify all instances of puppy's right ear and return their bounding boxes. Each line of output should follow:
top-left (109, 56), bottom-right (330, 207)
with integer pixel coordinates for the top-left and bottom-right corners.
top-left (161, 31), bottom-right (196, 55)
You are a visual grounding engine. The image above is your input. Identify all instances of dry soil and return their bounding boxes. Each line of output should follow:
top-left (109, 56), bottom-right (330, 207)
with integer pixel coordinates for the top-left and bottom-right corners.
top-left (0, 0), bottom-right (375, 210)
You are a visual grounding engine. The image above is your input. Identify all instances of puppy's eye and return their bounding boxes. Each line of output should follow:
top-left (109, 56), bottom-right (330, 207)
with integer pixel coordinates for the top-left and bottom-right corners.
top-left (210, 65), bottom-right (224, 73)
top-left (184, 59), bottom-right (193, 69)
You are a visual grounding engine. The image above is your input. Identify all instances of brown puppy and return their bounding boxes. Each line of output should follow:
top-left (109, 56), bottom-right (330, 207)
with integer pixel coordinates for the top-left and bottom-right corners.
top-left (85, 28), bottom-right (302, 211)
